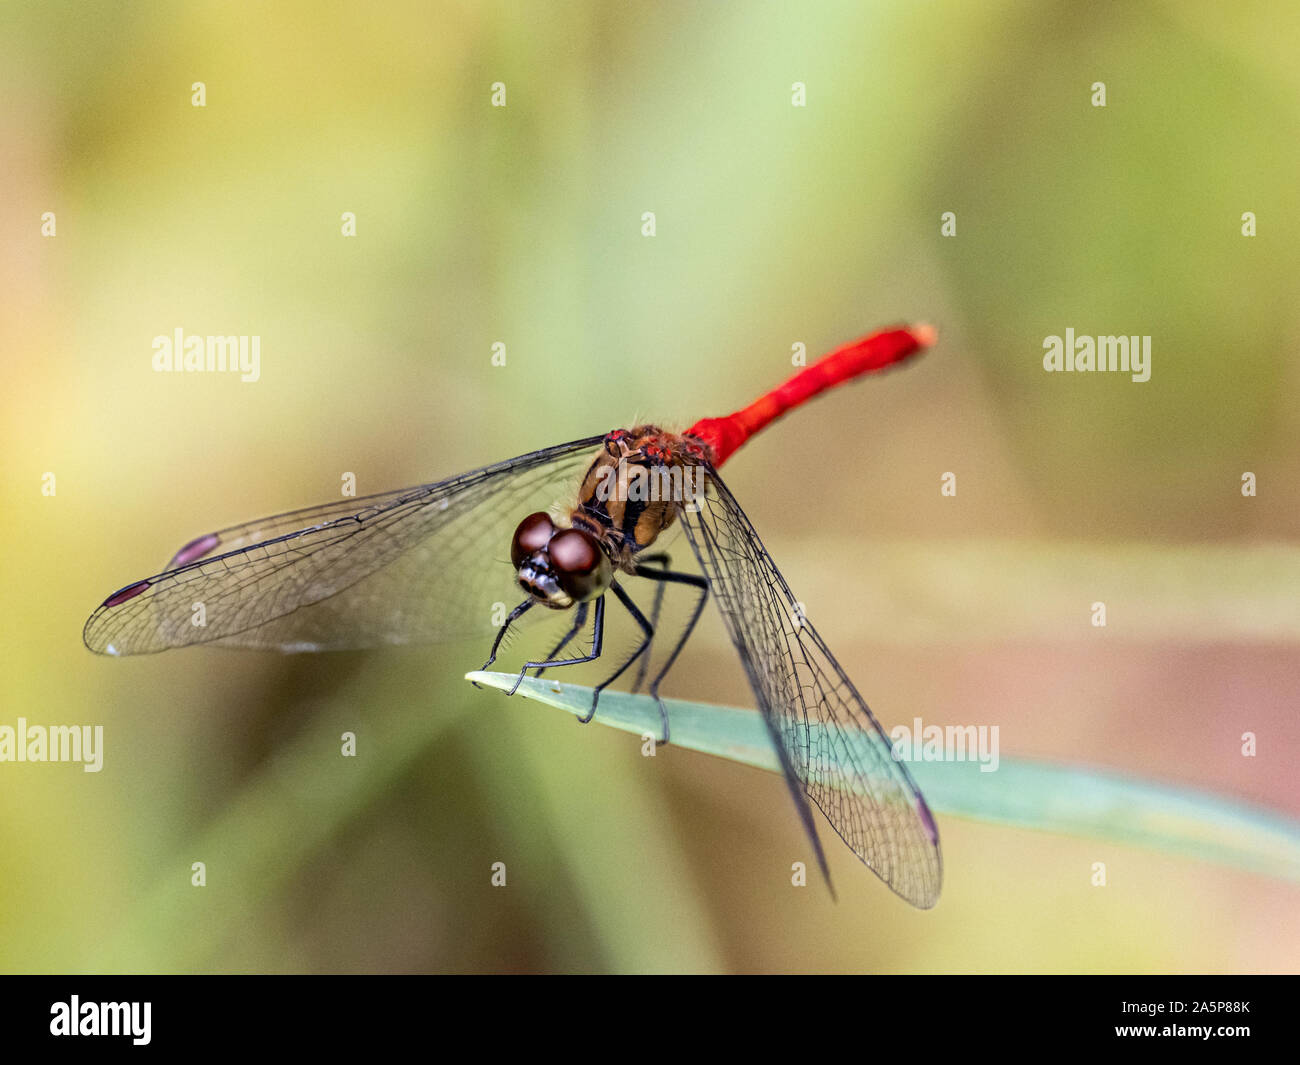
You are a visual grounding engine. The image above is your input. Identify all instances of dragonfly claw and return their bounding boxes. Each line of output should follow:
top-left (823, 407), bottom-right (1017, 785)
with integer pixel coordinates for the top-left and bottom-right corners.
top-left (653, 702), bottom-right (671, 747)
top-left (473, 656), bottom-right (496, 689)
top-left (577, 689), bottom-right (600, 724)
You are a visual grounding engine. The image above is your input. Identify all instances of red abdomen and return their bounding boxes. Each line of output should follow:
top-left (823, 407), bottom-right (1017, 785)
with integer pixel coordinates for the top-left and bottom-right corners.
top-left (687, 325), bottom-right (934, 467)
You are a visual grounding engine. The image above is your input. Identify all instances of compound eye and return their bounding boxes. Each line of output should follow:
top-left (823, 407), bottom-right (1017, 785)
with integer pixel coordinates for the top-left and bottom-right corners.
top-left (511, 512), bottom-right (556, 568)
top-left (548, 529), bottom-right (611, 602)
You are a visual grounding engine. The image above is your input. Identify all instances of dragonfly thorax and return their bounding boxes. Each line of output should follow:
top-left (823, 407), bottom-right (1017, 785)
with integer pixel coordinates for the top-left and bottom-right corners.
top-left (568, 426), bottom-right (709, 567)
top-left (509, 428), bottom-right (707, 609)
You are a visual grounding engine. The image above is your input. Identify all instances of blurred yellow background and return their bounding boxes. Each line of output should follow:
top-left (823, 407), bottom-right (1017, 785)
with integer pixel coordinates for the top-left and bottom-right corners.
top-left (1, 0), bottom-right (1297, 972)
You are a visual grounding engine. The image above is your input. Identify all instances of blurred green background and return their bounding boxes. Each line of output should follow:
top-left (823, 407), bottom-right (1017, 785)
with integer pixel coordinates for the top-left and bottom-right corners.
top-left (2, 0), bottom-right (1298, 972)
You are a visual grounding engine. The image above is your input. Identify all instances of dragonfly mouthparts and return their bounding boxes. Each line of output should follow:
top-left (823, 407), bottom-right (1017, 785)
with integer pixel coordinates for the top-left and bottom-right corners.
top-left (516, 558), bottom-right (574, 609)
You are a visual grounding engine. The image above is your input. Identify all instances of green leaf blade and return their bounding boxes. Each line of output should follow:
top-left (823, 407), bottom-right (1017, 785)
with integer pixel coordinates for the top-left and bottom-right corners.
top-left (467, 671), bottom-right (1300, 882)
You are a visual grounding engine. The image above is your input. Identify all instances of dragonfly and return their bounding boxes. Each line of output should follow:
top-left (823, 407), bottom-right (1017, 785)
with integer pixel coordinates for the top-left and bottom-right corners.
top-left (85, 325), bottom-right (943, 908)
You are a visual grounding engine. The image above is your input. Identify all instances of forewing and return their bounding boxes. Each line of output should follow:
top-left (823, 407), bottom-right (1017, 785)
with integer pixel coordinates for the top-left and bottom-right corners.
top-left (679, 465), bottom-right (942, 908)
top-left (84, 436), bottom-right (605, 654)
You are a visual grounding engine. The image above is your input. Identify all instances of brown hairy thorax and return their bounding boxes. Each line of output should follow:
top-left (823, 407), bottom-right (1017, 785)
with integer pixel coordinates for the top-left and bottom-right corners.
top-left (569, 426), bottom-right (711, 572)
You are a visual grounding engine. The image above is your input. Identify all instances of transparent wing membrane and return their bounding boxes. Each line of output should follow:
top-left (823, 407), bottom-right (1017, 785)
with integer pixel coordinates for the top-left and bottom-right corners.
top-left (84, 437), bottom-right (604, 655)
top-left (680, 466), bottom-right (942, 908)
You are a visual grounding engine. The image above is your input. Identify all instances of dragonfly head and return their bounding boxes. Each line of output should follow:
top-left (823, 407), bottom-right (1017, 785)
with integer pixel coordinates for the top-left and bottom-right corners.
top-left (511, 512), bottom-right (612, 609)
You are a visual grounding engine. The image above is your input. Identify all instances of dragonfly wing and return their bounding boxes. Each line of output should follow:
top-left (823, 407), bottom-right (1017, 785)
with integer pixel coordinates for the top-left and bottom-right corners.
top-left (679, 464), bottom-right (943, 908)
top-left (84, 436), bottom-right (605, 655)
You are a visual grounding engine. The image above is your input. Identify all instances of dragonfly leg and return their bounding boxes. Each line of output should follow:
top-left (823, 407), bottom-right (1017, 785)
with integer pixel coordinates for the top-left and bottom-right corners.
top-left (534, 601), bottom-right (590, 679)
top-left (507, 596), bottom-right (604, 696)
top-left (629, 552), bottom-right (672, 692)
top-left (474, 598), bottom-right (534, 688)
top-left (582, 579), bottom-right (654, 726)
top-left (631, 566), bottom-right (710, 745)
